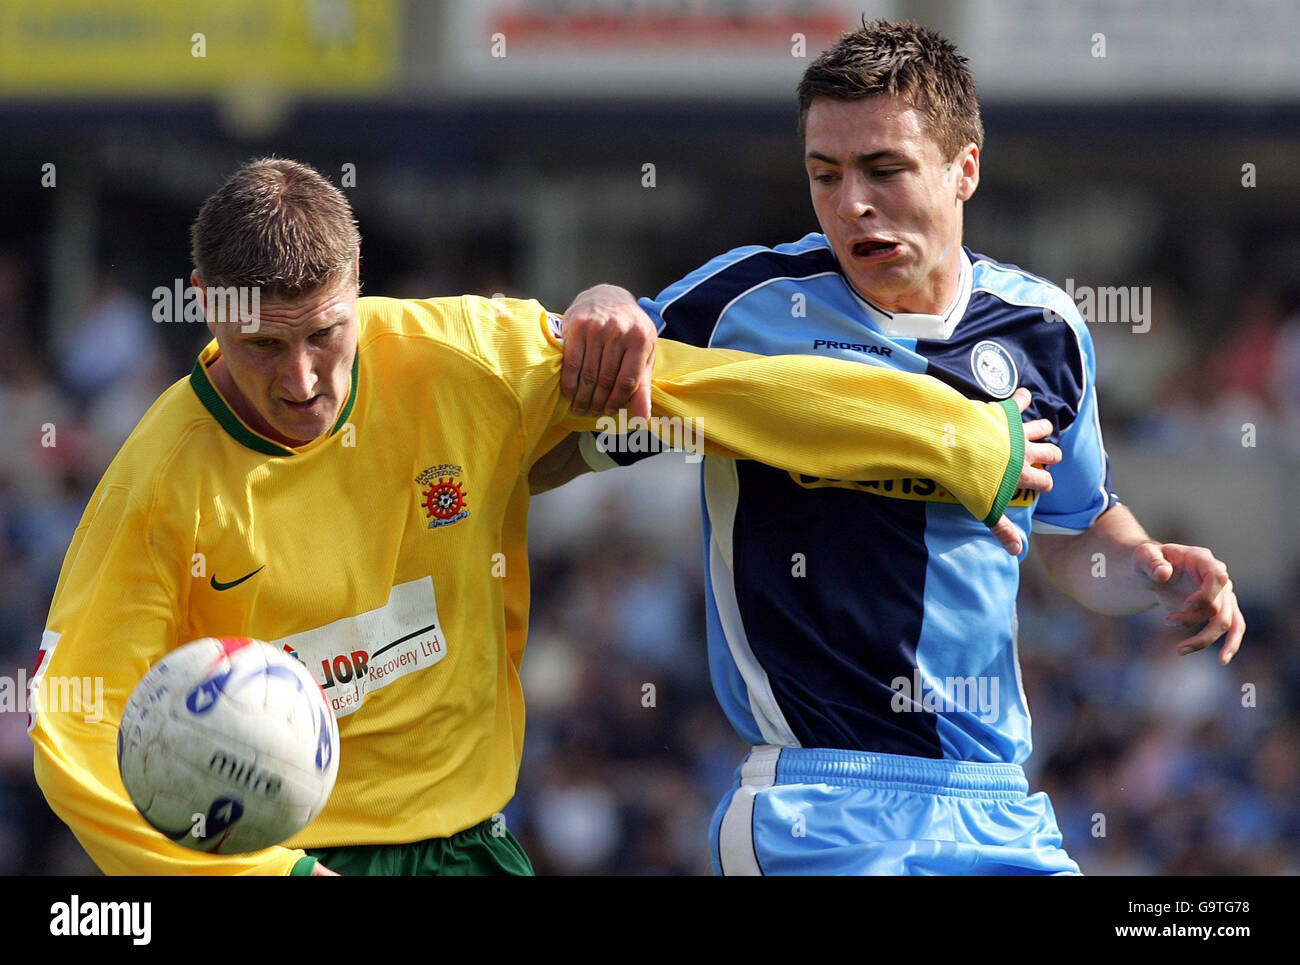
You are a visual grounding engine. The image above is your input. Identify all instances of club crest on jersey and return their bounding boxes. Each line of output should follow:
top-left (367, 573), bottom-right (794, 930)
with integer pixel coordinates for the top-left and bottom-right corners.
top-left (970, 340), bottom-right (1017, 399)
top-left (416, 464), bottom-right (470, 529)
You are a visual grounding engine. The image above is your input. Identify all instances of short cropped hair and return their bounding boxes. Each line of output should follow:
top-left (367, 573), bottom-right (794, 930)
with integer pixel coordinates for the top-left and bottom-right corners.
top-left (190, 157), bottom-right (360, 300)
top-left (796, 18), bottom-right (983, 160)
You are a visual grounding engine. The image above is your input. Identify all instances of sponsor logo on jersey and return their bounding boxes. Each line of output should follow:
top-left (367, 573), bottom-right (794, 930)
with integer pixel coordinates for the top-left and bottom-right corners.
top-left (271, 577), bottom-right (449, 718)
top-left (812, 337), bottom-right (893, 357)
top-left (970, 340), bottom-right (1017, 398)
top-left (416, 464), bottom-right (470, 529)
top-left (790, 472), bottom-right (1039, 507)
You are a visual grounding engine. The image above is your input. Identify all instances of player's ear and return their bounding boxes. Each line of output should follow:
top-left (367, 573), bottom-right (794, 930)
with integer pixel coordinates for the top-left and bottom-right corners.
top-left (955, 143), bottom-right (979, 202)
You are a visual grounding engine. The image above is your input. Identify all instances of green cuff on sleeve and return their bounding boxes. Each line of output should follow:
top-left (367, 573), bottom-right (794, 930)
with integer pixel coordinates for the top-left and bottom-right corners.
top-left (290, 856), bottom-right (318, 876)
top-left (982, 397), bottom-right (1025, 527)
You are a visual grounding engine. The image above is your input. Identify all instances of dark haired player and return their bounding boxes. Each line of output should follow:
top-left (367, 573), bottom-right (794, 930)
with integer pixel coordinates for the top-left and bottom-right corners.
top-left (538, 19), bottom-right (1244, 875)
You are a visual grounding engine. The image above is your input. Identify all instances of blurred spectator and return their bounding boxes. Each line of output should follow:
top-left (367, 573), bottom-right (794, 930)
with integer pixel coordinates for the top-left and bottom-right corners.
top-left (55, 276), bottom-right (160, 405)
top-left (1212, 289), bottom-right (1287, 408)
top-left (530, 761), bottom-right (623, 875)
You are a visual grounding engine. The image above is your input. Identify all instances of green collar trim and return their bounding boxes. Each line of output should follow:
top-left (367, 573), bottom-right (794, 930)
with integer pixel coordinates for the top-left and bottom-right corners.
top-left (331, 351), bottom-right (360, 435)
top-left (189, 350), bottom-right (359, 457)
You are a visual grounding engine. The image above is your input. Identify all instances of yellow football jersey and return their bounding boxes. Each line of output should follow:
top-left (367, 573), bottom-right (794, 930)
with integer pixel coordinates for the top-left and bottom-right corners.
top-left (30, 294), bottom-right (1024, 875)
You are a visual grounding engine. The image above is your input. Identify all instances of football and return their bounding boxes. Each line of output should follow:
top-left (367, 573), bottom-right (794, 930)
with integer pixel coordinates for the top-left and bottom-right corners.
top-left (116, 636), bottom-right (339, 854)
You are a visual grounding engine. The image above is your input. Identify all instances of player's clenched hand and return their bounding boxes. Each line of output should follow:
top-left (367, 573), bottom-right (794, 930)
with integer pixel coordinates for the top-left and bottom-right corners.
top-left (1133, 541), bottom-right (1245, 665)
top-left (1012, 387), bottom-right (1061, 494)
top-left (312, 862), bottom-right (340, 875)
top-left (559, 284), bottom-right (657, 420)
top-left (989, 388), bottom-right (1062, 556)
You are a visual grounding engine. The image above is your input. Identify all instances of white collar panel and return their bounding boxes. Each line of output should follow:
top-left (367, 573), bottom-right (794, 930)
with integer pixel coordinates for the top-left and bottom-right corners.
top-left (850, 247), bottom-right (972, 341)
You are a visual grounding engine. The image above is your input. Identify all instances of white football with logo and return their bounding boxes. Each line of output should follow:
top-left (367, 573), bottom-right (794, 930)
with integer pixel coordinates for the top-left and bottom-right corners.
top-left (117, 636), bottom-right (340, 854)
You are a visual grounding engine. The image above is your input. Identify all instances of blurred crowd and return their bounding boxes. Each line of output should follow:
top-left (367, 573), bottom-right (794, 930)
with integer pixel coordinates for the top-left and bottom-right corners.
top-left (0, 246), bottom-right (1297, 876)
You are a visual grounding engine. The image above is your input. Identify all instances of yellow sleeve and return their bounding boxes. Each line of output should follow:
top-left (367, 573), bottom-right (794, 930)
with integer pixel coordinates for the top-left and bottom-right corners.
top-left (471, 296), bottom-right (1022, 525)
top-left (30, 482), bottom-right (306, 876)
top-left (645, 338), bottom-right (1023, 526)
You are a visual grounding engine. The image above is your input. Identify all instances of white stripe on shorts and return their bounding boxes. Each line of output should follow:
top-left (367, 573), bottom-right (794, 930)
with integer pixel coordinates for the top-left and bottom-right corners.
top-left (718, 745), bottom-right (781, 876)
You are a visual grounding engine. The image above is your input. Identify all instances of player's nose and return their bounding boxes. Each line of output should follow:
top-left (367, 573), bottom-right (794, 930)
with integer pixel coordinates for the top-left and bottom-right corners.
top-left (279, 349), bottom-right (318, 401)
top-left (837, 171), bottom-right (874, 222)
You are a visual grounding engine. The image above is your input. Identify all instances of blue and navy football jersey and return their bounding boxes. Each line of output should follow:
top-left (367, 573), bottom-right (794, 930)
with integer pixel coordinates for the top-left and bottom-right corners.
top-left (595, 233), bottom-right (1118, 765)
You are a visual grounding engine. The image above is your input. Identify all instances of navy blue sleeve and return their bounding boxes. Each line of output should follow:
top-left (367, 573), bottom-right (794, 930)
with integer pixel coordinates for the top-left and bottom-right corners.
top-left (1031, 308), bottom-right (1121, 533)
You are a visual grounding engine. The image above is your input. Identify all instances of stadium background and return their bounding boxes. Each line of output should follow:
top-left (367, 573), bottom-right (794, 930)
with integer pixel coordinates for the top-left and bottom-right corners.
top-left (1, 0), bottom-right (1297, 875)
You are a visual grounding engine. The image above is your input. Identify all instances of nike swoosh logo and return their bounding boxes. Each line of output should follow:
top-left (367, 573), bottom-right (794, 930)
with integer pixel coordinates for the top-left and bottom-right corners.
top-left (210, 566), bottom-right (265, 591)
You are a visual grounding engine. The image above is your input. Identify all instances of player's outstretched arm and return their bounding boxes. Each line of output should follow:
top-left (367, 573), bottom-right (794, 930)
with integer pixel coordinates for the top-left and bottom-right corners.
top-left (1034, 504), bottom-right (1245, 664)
top-left (544, 285), bottom-right (1057, 551)
top-left (474, 295), bottom-right (1056, 548)
top-left (531, 391), bottom-right (1055, 555)
top-left (639, 337), bottom-right (1058, 537)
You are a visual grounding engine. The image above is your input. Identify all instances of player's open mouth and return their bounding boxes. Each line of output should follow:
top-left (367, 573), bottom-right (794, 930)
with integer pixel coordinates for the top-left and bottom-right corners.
top-left (282, 396), bottom-right (322, 411)
top-left (851, 239), bottom-right (901, 263)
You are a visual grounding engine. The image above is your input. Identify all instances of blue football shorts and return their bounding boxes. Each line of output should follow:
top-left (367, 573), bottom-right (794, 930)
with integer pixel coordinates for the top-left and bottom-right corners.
top-left (710, 745), bottom-right (1080, 875)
